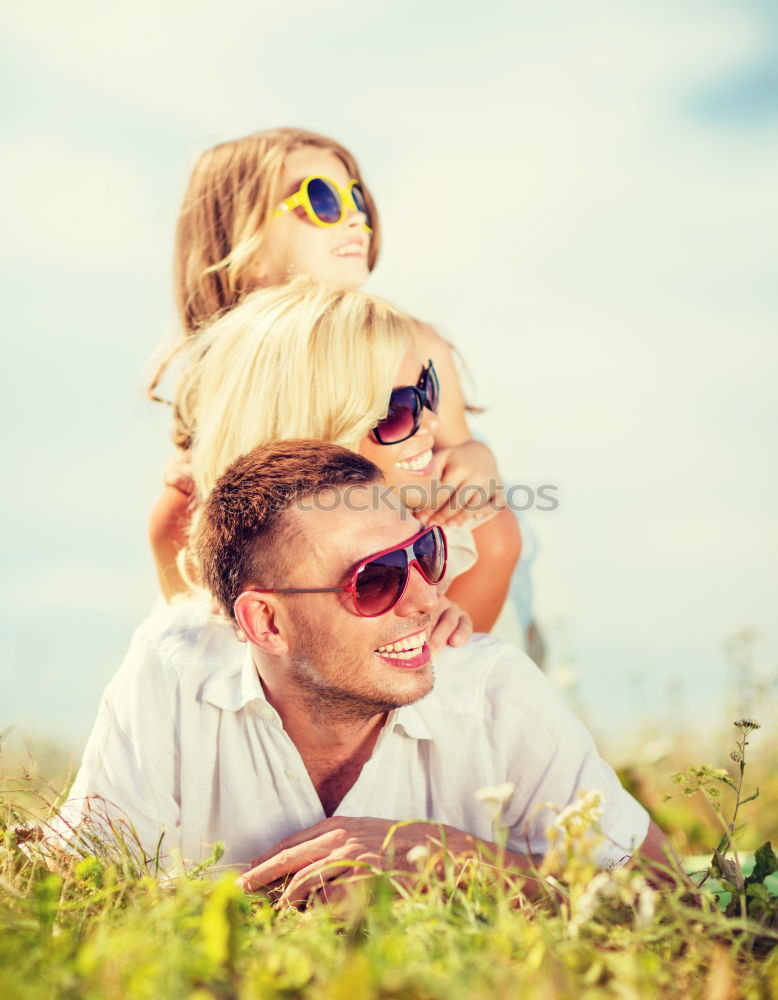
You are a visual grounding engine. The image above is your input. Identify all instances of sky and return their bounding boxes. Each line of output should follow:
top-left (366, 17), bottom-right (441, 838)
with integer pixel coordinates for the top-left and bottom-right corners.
top-left (1, 0), bottom-right (777, 757)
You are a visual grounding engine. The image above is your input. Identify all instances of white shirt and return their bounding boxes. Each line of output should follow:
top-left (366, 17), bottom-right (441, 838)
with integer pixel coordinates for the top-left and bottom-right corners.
top-left (439, 522), bottom-right (478, 588)
top-left (59, 602), bottom-right (647, 872)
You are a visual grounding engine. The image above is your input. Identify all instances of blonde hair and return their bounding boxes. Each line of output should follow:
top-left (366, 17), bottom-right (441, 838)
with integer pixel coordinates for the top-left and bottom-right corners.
top-left (178, 278), bottom-right (411, 500)
top-left (176, 127), bottom-right (379, 331)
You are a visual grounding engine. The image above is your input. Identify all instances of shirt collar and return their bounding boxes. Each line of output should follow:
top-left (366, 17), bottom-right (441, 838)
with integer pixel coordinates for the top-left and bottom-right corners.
top-left (386, 702), bottom-right (431, 741)
top-left (200, 643), bottom-right (267, 712)
top-left (201, 645), bottom-right (431, 740)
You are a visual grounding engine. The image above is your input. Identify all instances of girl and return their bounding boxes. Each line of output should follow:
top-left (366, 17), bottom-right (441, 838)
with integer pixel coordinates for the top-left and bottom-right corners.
top-left (149, 128), bottom-right (521, 631)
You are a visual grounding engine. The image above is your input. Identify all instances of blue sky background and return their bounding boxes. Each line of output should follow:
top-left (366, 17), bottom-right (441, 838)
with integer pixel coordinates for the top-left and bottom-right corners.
top-left (1, 0), bottom-right (777, 757)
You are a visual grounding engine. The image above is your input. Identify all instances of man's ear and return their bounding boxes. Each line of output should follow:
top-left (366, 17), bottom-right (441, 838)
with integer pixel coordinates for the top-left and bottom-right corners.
top-left (233, 591), bottom-right (289, 656)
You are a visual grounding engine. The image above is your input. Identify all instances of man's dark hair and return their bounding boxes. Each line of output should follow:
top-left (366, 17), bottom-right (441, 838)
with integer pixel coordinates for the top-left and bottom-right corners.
top-left (196, 440), bottom-right (384, 618)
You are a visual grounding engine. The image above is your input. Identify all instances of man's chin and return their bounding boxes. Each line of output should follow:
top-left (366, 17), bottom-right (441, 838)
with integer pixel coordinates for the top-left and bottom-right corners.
top-left (386, 663), bottom-right (434, 707)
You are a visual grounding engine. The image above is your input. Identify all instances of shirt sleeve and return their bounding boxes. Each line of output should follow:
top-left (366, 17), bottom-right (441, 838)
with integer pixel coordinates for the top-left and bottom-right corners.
top-left (52, 625), bottom-right (182, 871)
top-left (482, 643), bottom-right (649, 868)
top-left (438, 523), bottom-right (479, 592)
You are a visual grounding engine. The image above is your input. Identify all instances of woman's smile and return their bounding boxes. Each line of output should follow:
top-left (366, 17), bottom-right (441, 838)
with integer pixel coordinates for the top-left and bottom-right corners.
top-left (395, 448), bottom-right (434, 474)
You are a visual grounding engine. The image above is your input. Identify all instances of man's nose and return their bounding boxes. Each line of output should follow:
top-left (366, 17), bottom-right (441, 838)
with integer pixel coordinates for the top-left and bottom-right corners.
top-left (395, 562), bottom-right (438, 617)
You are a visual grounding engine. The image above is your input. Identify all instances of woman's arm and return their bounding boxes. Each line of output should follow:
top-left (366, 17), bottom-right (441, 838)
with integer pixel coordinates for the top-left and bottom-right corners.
top-left (444, 508), bottom-right (522, 632)
top-left (414, 322), bottom-right (522, 631)
top-left (414, 321), bottom-right (506, 524)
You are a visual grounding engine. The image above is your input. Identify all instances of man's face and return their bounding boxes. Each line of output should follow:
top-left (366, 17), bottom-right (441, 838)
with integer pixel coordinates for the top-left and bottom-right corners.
top-left (273, 489), bottom-right (438, 721)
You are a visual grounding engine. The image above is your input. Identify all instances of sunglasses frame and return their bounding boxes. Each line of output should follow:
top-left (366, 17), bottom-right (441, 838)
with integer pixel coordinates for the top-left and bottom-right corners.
top-left (274, 175), bottom-right (372, 232)
top-left (249, 525), bottom-right (447, 618)
top-left (371, 360), bottom-right (440, 446)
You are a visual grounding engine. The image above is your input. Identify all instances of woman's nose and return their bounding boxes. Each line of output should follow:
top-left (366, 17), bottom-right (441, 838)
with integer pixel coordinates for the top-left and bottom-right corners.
top-left (420, 404), bottom-right (439, 439)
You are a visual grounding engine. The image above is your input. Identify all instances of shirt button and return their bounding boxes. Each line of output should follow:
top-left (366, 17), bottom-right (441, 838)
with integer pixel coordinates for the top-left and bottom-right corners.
top-left (284, 769), bottom-right (298, 781)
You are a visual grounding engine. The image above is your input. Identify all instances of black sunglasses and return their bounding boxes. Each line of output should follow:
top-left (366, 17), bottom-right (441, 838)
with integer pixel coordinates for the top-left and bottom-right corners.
top-left (372, 360), bottom-right (440, 445)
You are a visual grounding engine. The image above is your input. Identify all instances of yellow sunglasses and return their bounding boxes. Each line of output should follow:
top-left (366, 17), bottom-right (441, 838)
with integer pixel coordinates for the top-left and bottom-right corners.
top-left (275, 175), bottom-right (372, 231)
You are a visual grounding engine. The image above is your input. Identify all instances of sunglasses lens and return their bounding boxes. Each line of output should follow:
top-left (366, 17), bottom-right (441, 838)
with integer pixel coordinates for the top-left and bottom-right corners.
top-left (375, 387), bottom-right (421, 444)
top-left (355, 549), bottom-right (407, 615)
top-left (307, 177), bottom-right (341, 224)
top-left (421, 363), bottom-right (440, 414)
top-left (414, 527), bottom-right (446, 585)
top-left (351, 183), bottom-right (370, 224)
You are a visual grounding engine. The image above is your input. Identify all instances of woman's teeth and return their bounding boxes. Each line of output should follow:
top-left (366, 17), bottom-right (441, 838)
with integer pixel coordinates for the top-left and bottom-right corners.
top-left (395, 449), bottom-right (432, 472)
top-left (375, 633), bottom-right (426, 658)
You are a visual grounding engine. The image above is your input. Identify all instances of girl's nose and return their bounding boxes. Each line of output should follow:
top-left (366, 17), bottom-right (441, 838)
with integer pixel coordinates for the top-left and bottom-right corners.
top-left (345, 205), bottom-right (370, 231)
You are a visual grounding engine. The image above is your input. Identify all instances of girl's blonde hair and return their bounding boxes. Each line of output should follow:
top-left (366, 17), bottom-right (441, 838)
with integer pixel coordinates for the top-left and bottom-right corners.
top-left (175, 127), bottom-right (380, 335)
top-left (178, 278), bottom-right (411, 500)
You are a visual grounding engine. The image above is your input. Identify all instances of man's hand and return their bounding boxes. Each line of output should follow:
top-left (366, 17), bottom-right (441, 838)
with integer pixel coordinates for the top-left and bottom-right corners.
top-left (632, 820), bottom-right (685, 887)
top-left (428, 596), bottom-right (472, 654)
top-left (236, 817), bottom-right (476, 907)
top-left (416, 441), bottom-right (505, 528)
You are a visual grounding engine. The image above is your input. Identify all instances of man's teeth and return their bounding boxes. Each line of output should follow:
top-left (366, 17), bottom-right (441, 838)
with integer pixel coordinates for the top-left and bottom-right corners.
top-left (395, 449), bottom-right (432, 472)
top-left (376, 633), bottom-right (426, 658)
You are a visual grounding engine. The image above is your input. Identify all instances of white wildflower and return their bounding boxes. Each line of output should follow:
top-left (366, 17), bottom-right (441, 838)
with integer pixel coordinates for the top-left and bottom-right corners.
top-left (636, 880), bottom-right (657, 928)
top-left (406, 844), bottom-right (430, 866)
top-left (552, 790), bottom-right (603, 836)
top-left (567, 870), bottom-right (612, 938)
top-left (475, 782), bottom-right (515, 806)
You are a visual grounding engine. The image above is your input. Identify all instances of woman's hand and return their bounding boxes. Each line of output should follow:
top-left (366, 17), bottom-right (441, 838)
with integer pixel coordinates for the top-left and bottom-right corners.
top-left (417, 440), bottom-right (505, 528)
top-left (428, 595), bottom-right (472, 654)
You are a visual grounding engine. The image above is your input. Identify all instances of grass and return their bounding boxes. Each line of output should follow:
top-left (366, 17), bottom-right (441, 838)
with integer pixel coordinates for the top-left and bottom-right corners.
top-left (1, 721), bottom-right (777, 1000)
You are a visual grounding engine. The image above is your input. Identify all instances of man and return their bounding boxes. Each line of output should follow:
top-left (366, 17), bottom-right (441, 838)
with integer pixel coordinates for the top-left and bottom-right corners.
top-left (60, 440), bottom-right (668, 900)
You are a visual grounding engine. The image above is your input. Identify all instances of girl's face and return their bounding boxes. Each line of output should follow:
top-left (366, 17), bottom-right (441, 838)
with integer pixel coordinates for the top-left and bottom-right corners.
top-left (358, 347), bottom-right (439, 504)
top-left (259, 146), bottom-right (372, 288)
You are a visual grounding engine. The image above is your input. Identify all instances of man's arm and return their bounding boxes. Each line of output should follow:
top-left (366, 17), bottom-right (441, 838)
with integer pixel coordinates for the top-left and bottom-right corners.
top-left (238, 814), bottom-right (681, 908)
top-left (237, 816), bottom-right (543, 906)
top-left (632, 819), bottom-right (682, 884)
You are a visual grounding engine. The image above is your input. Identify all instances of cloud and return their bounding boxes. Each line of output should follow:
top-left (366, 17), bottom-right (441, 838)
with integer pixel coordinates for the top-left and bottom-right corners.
top-left (1, 0), bottom-right (357, 130)
top-left (0, 136), bottom-right (154, 272)
top-left (4, 562), bottom-right (152, 614)
top-left (366, 3), bottom-right (774, 303)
